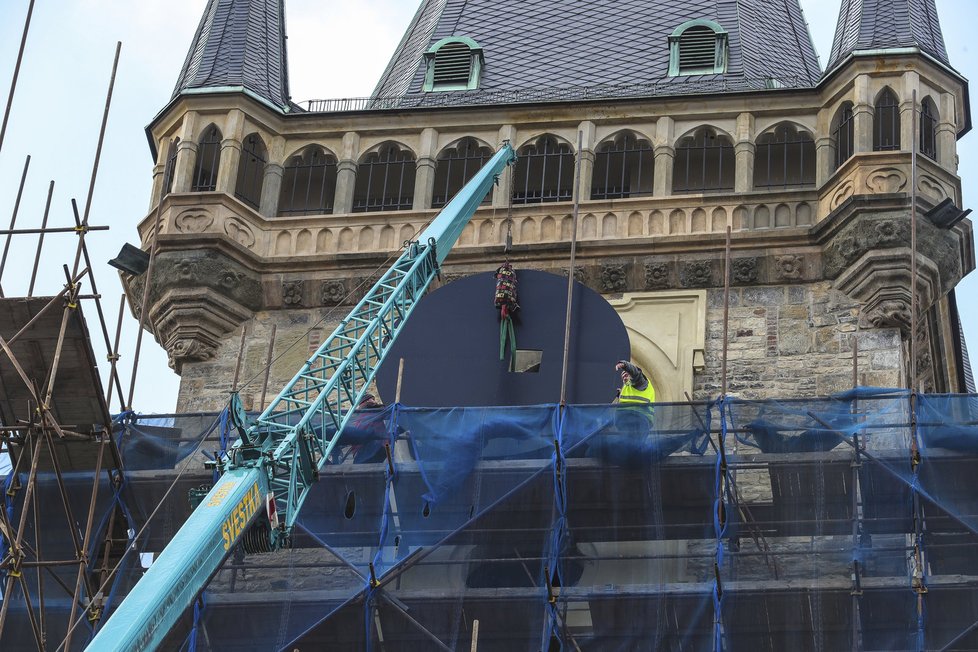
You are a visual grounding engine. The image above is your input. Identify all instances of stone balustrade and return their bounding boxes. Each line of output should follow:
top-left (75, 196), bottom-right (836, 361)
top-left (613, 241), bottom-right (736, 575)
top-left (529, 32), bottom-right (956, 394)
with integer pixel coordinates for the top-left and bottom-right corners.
top-left (818, 150), bottom-right (960, 220)
top-left (142, 189), bottom-right (824, 260)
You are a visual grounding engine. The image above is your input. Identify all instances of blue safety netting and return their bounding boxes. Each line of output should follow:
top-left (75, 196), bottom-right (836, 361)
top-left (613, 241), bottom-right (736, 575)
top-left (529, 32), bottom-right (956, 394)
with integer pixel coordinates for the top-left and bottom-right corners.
top-left (6, 392), bottom-right (978, 651)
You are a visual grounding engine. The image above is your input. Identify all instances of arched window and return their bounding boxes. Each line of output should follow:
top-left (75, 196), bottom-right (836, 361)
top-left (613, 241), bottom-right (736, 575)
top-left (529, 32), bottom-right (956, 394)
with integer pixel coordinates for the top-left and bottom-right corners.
top-left (874, 88), bottom-right (901, 152)
top-left (673, 127), bottom-right (734, 193)
top-left (423, 37), bottom-right (484, 92)
top-left (278, 146), bottom-right (338, 216)
top-left (669, 20), bottom-right (728, 76)
top-left (513, 136), bottom-right (575, 205)
top-left (192, 125), bottom-right (222, 192)
top-left (753, 124), bottom-right (815, 189)
top-left (235, 133), bottom-right (267, 210)
top-left (832, 102), bottom-right (854, 169)
top-left (591, 132), bottom-right (654, 200)
top-left (433, 138), bottom-right (493, 209)
top-left (920, 97), bottom-right (938, 161)
top-left (353, 143), bottom-right (416, 212)
top-left (161, 137), bottom-right (179, 199)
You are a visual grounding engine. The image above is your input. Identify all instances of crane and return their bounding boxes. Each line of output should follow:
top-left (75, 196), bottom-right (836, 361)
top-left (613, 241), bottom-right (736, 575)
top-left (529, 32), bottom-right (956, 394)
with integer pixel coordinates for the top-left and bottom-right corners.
top-left (86, 143), bottom-right (517, 651)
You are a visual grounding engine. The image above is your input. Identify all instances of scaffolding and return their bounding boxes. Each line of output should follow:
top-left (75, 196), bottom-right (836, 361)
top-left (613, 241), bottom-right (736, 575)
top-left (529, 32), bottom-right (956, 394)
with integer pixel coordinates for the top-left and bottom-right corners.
top-left (3, 391), bottom-right (976, 651)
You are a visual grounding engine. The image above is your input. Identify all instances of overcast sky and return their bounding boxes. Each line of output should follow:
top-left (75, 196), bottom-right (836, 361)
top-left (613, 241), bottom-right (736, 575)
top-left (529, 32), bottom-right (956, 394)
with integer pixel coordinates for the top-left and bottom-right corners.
top-left (0, 0), bottom-right (974, 413)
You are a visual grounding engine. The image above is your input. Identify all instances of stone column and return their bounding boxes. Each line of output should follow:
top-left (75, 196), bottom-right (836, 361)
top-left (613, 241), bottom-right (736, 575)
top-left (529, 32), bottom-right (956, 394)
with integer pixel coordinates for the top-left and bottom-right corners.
top-left (899, 71), bottom-right (920, 153)
top-left (334, 132), bottom-right (360, 214)
top-left (149, 139), bottom-right (167, 211)
top-left (814, 106), bottom-right (834, 186)
top-left (493, 124), bottom-right (517, 208)
top-left (734, 112), bottom-right (755, 193)
top-left (172, 111), bottom-right (199, 193)
top-left (259, 164), bottom-right (284, 216)
top-left (853, 75), bottom-right (873, 153)
top-left (653, 117), bottom-right (675, 196)
top-left (413, 128), bottom-right (438, 210)
top-left (937, 92), bottom-right (957, 171)
top-left (576, 121), bottom-right (596, 201)
top-left (216, 109), bottom-right (245, 194)
top-left (259, 136), bottom-right (286, 217)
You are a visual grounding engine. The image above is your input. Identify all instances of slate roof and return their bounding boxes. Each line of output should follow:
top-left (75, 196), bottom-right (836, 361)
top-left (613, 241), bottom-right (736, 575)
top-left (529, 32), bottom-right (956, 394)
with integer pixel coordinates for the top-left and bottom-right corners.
top-left (173, 0), bottom-right (290, 110)
top-left (372, 0), bottom-right (823, 102)
top-left (826, 0), bottom-right (949, 73)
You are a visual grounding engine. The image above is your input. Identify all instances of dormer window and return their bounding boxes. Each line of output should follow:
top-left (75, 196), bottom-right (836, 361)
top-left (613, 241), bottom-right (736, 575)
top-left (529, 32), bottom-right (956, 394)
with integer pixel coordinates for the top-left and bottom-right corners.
top-left (423, 37), bottom-right (483, 92)
top-left (669, 20), bottom-right (728, 76)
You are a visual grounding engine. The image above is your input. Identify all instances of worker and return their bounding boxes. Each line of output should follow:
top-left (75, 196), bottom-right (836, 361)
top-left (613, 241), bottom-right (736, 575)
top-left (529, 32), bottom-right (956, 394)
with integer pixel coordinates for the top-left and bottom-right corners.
top-left (613, 360), bottom-right (656, 436)
top-left (334, 393), bottom-right (389, 463)
top-left (614, 361), bottom-right (655, 405)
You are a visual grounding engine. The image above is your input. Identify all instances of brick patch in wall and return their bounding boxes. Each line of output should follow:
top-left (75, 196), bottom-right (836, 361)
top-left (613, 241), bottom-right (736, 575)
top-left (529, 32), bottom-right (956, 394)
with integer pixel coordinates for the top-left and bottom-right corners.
top-left (765, 308), bottom-right (778, 357)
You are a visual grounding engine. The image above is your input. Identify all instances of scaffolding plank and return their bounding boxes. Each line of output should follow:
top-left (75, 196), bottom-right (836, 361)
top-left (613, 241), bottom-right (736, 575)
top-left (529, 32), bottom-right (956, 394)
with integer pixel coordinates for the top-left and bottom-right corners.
top-left (0, 297), bottom-right (115, 471)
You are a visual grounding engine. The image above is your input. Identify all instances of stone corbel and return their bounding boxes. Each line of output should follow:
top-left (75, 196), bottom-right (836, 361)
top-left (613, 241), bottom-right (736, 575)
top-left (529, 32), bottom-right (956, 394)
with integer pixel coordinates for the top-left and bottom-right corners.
top-left (124, 249), bottom-right (263, 373)
top-left (833, 247), bottom-right (940, 338)
top-left (150, 287), bottom-right (253, 373)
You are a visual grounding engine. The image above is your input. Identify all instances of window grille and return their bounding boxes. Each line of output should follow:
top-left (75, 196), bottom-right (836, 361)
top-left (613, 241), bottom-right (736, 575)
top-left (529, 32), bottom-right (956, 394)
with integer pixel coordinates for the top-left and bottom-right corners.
top-left (513, 136), bottom-right (575, 205)
top-left (161, 137), bottom-right (179, 198)
top-left (353, 143), bottom-right (416, 212)
top-left (833, 103), bottom-right (854, 169)
top-left (874, 88), bottom-right (901, 152)
top-left (920, 97), bottom-right (938, 161)
top-left (669, 20), bottom-right (728, 76)
top-left (235, 133), bottom-right (267, 210)
top-left (433, 138), bottom-right (493, 209)
top-left (591, 133), bottom-right (654, 200)
top-left (753, 124), bottom-right (815, 189)
top-left (673, 127), bottom-right (734, 193)
top-left (278, 147), bottom-right (338, 216)
top-left (192, 125), bottom-right (222, 192)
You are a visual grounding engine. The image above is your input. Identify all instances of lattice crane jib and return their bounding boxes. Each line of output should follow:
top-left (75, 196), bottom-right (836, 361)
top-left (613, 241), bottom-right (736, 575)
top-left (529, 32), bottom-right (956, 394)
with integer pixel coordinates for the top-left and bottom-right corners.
top-left (85, 144), bottom-right (515, 652)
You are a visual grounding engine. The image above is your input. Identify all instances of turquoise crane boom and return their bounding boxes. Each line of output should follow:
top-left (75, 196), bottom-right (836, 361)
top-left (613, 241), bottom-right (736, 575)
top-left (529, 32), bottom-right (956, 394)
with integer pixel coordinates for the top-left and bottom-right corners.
top-left (86, 143), bottom-right (516, 651)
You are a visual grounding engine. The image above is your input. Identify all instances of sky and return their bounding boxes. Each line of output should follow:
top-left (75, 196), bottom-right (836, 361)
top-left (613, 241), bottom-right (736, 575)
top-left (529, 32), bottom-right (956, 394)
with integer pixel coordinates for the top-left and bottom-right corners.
top-left (0, 0), bottom-right (974, 414)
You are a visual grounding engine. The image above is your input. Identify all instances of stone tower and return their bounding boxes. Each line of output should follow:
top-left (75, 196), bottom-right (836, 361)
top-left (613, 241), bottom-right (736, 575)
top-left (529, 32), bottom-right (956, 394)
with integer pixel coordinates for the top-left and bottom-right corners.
top-left (131, 0), bottom-right (973, 412)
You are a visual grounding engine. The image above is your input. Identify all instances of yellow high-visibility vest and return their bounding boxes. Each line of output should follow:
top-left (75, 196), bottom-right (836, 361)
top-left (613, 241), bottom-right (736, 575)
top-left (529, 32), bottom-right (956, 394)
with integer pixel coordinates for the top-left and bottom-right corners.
top-left (619, 381), bottom-right (656, 404)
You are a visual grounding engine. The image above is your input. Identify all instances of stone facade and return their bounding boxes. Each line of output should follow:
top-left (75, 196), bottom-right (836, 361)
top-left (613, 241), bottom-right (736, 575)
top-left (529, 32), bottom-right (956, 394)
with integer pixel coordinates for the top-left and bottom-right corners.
top-left (132, 51), bottom-right (973, 411)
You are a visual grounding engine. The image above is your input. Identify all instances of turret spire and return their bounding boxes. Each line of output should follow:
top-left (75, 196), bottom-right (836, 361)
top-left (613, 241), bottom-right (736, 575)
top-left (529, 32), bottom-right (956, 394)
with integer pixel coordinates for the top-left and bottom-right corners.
top-left (173, 0), bottom-right (291, 111)
top-left (826, 0), bottom-right (949, 73)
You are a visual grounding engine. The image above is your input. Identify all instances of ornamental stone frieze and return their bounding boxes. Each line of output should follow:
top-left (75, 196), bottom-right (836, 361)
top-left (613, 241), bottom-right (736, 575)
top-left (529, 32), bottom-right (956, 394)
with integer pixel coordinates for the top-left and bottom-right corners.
top-left (817, 151), bottom-right (959, 221)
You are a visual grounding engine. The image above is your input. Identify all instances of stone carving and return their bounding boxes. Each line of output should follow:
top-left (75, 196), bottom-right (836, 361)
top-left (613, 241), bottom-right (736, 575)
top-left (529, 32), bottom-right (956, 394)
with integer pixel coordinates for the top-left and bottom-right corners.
top-left (601, 264), bottom-right (627, 293)
top-left (836, 236), bottom-right (860, 263)
top-left (775, 254), bottom-right (803, 280)
top-left (175, 258), bottom-right (196, 281)
top-left (732, 257), bottom-right (758, 284)
top-left (220, 270), bottom-right (244, 290)
top-left (563, 267), bottom-right (588, 285)
top-left (225, 218), bottom-right (256, 248)
top-left (174, 210), bottom-right (213, 234)
top-left (680, 261), bottom-right (713, 288)
top-left (916, 345), bottom-right (932, 373)
top-left (866, 167), bottom-right (907, 194)
top-left (831, 180), bottom-right (854, 210)
top-left (168, 338), bottom-right (217, 369)
top-left (441, 273), bottom-right (465, 285)
top-left (918, 174), bottom-right (948, 201)
top-left (320, 280), bottom-right (346, 306)
top-left (644, 261), bottom-right (670, 289)
top-left (873, 220), bottom-right (899, 246)
top-left (282, 280), bottom-right (303, 306)
top-left (867, 300), bottom-right (912, 331)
